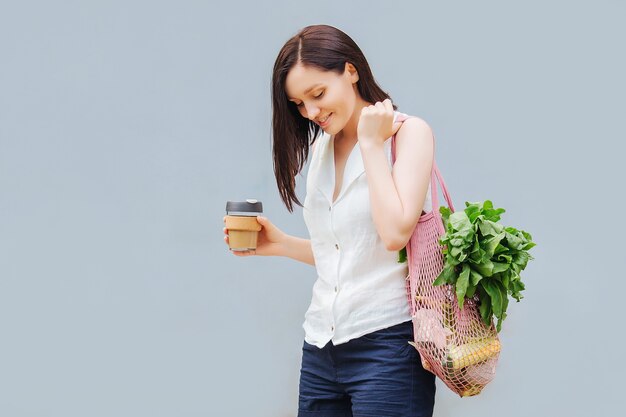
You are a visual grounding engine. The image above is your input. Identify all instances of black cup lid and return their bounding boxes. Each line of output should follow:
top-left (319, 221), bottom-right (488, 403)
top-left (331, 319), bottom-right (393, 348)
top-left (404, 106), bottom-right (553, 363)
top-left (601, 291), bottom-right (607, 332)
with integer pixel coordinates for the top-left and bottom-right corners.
top-left (226, 199), bottom-right (263, 214)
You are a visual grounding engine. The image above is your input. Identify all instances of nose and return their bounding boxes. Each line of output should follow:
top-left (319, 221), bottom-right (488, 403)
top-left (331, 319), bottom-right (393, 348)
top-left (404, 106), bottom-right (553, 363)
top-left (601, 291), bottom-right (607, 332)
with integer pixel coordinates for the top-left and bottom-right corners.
top-left (303, 102), bottom-right (321, 120)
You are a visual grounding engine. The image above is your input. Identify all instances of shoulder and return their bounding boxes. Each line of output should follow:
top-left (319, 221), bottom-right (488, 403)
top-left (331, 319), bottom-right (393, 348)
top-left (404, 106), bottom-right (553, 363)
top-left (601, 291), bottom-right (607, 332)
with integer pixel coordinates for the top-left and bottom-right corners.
top-left (396, 115), bottom-right (433, 140)
top-left (393, 115), bottom-right (435, 163)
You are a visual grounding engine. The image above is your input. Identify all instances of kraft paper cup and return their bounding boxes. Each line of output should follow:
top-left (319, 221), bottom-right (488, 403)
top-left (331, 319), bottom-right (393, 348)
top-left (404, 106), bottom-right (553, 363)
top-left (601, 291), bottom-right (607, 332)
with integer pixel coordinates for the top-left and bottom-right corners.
top-left (225, 199), bottom-right (263, 251)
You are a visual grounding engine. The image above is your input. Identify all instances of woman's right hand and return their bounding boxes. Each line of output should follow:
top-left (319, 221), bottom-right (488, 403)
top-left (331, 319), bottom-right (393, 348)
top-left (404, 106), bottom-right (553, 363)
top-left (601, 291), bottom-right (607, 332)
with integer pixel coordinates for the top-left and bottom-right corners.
top-left (223, 215), bottom-right (287, 257)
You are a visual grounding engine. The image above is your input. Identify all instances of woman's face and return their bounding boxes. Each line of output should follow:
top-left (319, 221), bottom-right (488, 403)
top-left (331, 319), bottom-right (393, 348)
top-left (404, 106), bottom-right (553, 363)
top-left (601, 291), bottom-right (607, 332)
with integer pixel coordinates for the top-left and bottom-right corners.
top-left (284, 62), bottom-right (360, 135)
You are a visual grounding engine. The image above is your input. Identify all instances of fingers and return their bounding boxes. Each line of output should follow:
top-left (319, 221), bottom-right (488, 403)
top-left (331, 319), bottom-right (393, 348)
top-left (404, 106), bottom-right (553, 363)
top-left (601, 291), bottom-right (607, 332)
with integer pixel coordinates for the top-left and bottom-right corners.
top-left (365, 98), bottom-right (393, 113)
top-left (224, 228), bottom-right (256, 256)
top-left (224, 235), bottom-right (254, 256)
top-left (382, 98), bottom-right (393, 112)
top-left (376, 99), bottom-right (393, 116)
top-left (256, 215), bottom-right (270, 231)
top-left (232, 248), bottom-right (255, 256)
top-left (224, 216), bottom-right (263, 257)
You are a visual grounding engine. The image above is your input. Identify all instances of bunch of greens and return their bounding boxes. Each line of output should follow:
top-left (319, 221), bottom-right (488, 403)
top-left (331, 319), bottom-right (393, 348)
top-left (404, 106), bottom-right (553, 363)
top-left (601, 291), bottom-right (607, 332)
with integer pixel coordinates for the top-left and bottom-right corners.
top-left (432, 201), bottom-right (535, 332)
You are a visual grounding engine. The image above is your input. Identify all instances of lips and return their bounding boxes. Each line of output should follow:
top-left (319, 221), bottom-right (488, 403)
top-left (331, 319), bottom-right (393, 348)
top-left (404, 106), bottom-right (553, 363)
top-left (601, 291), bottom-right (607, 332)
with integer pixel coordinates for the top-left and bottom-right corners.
top-left (317, 113), bottom-right (332, 127)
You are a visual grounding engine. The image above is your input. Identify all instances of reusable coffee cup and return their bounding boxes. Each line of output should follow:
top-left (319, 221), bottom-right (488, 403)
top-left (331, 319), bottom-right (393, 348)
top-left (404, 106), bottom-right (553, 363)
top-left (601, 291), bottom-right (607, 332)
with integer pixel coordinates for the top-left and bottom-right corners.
top-left (225, 199), bottom-right (263, 251)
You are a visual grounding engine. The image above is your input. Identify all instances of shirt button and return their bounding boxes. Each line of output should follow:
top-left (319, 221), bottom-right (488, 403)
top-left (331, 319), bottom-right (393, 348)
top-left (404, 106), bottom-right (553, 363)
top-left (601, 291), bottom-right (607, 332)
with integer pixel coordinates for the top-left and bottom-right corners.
top-left (329, 206), bottom-right (331, 211)
top-left (331, 325), bottom-right (335, 331)
top-left (334, 286), bottom-right (338, 293)
top-left (335, 243), bottom-right (339, 250)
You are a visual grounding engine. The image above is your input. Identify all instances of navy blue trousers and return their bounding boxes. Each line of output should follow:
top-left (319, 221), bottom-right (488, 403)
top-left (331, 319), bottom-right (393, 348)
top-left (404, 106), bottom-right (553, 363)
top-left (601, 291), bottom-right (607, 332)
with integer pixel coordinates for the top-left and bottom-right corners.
top-left (298, 320), bottom-right (436, 417)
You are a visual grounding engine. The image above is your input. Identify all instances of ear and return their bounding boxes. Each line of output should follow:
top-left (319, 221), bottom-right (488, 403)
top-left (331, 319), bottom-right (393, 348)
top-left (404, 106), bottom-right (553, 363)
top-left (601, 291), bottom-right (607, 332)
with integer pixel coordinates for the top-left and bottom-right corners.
top-left (345, 62), bottom-right (359, 83)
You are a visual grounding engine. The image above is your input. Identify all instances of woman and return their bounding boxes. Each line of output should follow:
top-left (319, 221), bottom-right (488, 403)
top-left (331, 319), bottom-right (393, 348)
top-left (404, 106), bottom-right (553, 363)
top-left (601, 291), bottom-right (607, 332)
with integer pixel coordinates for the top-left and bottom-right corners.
top-left (224, 24), bottom-right (436, 416)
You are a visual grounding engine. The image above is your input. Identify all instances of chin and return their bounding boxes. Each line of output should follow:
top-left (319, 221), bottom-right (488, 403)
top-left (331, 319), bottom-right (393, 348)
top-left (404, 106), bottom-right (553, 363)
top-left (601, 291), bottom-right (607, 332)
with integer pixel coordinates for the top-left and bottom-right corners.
top-left (324, 121), bottom-right (342, 136)
top-left (325, 127), bottom-right (339, 135)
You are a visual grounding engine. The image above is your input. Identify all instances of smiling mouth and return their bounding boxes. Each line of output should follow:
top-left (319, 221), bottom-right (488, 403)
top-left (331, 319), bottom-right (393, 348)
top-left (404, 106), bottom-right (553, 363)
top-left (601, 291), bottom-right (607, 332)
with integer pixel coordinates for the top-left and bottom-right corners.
top-left (317, 113), bottom-right (332, 125)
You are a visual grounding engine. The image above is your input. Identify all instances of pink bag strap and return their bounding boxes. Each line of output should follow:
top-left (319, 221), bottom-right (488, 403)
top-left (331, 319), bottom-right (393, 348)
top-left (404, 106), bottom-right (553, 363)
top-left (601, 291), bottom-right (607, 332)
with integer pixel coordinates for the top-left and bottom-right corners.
top-left (391, 113), bottom-right (455, 213)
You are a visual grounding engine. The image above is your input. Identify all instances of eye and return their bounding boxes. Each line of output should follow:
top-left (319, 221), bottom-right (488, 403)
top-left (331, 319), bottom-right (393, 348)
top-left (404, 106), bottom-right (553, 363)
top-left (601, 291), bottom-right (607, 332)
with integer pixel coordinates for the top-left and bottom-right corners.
top-left (292, 91), bottom-right (323, 108)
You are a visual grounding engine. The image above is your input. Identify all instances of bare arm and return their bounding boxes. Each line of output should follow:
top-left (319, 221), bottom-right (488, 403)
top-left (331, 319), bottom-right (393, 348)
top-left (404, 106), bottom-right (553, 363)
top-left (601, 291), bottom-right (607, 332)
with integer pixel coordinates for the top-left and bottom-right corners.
top-left (359, 117), bottom-right (434, 251)
top-left (279, 234), bottom-right (315, 266)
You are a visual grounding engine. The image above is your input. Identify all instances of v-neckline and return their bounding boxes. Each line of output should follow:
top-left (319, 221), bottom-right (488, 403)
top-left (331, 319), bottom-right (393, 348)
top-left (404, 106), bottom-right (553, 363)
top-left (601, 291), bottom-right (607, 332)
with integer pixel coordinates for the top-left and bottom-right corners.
top-left (318, 110), bottom-right (401, 206)
top-left (330, 134), bottom-right (359, 204)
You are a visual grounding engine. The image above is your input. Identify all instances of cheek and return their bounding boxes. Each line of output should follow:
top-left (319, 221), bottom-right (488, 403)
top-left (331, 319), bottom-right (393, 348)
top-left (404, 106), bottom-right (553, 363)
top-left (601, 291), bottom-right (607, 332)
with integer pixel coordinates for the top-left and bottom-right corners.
top-left (331, 85), bottom-right (354, 108)
top-left (322, 91), bottom-right (344, 113)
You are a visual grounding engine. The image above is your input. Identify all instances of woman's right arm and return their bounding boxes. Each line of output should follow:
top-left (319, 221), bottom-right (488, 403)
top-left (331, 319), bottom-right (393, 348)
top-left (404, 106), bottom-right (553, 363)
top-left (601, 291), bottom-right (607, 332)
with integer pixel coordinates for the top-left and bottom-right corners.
top-left (280, 234), bottom-right (315, 266)
top-left (223, 140), bottom-right (320, 266)
top-left (223, 216), bottom-right (315, 266)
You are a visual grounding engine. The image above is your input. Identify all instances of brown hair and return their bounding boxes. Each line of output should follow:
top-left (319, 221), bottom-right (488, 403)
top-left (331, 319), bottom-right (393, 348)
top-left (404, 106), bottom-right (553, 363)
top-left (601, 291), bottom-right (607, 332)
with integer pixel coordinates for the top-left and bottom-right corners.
top-left (271, 24), bottom-right (396, 212)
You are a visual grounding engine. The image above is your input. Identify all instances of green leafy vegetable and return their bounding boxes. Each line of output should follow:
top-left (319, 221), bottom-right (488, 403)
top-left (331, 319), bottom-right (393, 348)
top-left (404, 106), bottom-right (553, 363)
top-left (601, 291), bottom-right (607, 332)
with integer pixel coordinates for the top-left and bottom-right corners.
top-left (397, 247), bottom-right (407, 263)
top-left (434, 200), bottom-right (536, 332)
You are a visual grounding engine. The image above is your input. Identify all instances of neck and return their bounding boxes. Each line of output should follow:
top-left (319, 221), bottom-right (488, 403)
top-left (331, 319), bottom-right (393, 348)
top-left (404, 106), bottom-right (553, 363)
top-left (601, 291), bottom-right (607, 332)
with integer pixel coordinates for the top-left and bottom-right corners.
top-left (335, 97), bottom-right (371, 144)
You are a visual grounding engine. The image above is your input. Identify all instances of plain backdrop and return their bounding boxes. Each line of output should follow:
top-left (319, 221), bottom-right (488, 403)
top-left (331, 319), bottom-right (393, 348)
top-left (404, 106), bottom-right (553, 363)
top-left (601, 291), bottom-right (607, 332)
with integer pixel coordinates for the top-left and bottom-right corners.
top-left (1, 1), bottom-right (624, 416)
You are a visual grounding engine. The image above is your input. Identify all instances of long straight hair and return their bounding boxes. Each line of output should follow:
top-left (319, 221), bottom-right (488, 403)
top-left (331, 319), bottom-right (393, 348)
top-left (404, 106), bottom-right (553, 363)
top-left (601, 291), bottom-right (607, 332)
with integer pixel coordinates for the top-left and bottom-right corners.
top-left (271, 24), bottom-right (396, 212)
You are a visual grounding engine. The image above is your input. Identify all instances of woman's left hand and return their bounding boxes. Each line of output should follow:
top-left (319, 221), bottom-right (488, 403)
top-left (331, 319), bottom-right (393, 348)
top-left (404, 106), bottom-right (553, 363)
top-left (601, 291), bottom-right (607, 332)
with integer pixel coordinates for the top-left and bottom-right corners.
top-left (357, 98), bottom-right (402, 148)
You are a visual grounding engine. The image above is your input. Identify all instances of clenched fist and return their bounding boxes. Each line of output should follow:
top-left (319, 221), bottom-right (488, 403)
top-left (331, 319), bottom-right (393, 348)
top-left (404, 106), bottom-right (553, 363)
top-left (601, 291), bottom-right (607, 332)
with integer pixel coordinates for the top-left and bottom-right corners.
top-left (357, 98), bottom-right (402, 147)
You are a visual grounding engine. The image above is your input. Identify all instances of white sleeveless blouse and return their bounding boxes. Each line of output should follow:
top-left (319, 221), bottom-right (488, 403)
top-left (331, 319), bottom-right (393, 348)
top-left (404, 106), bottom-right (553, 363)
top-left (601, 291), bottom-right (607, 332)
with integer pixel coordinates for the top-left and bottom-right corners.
top-left (302, 111), bottom-right (432, 348)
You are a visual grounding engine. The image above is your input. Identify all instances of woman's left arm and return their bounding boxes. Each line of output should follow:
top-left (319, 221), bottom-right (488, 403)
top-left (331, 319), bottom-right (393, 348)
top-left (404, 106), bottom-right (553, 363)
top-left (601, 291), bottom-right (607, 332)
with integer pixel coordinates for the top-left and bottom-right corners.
top-left (358, 100), bottom-right (434, 251)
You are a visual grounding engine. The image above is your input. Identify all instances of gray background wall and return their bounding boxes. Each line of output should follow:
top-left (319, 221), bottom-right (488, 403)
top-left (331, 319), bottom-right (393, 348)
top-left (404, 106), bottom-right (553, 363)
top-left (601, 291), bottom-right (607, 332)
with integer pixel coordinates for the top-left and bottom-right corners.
top-left (1, 0), bottom-right (624, 416)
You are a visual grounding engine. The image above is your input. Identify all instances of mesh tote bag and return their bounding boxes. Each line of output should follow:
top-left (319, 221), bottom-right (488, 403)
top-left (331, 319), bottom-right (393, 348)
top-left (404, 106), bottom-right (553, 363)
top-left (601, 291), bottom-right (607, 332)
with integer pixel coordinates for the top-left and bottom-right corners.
top-left (391, 114), bottom-right (501, 398)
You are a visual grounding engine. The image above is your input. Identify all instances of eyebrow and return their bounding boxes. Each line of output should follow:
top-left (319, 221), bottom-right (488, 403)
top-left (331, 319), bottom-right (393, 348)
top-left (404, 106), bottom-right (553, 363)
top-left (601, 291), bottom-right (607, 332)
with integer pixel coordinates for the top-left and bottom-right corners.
top-left (287, 83), bottom-right (323, 100)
